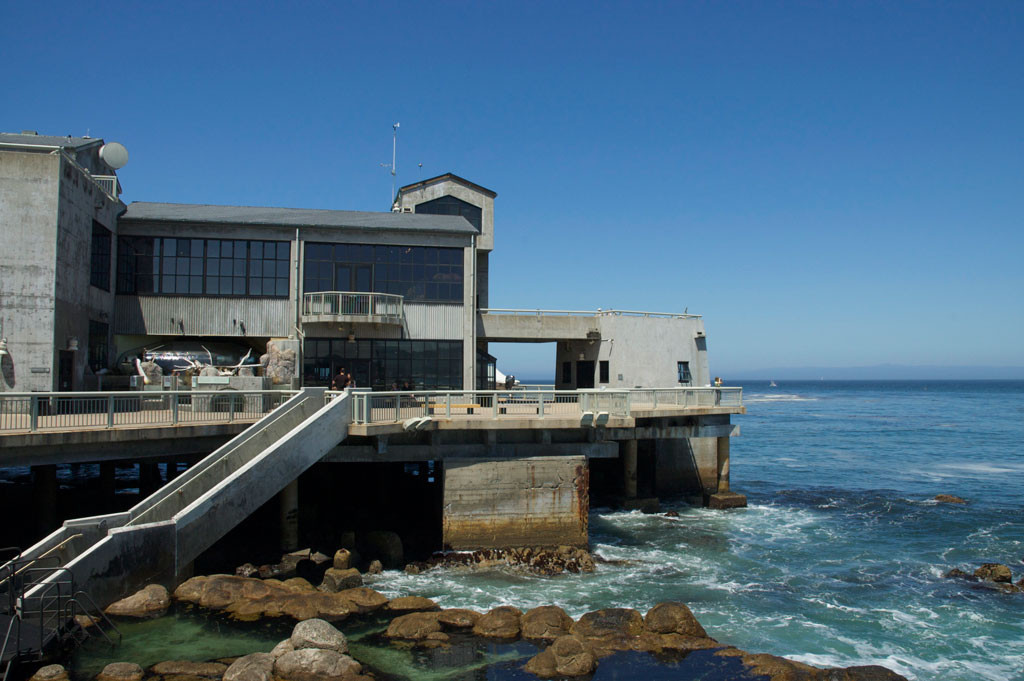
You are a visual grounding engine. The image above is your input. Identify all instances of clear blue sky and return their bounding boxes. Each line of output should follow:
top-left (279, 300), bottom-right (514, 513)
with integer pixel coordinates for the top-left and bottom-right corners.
top-left (4, 1), bottom-right (1022, 377)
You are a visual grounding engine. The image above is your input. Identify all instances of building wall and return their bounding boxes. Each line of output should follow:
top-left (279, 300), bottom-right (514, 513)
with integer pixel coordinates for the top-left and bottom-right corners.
top-left (113, 295), bottom-right (293, 337)
top-left (555, 314), bottom-right (709, 389)
top-left (396, 178), bottom-right (495, 252)
top-left (0, 151), bottom-right (59, 391)
top-left (54, 155), bottom-right (123, 386)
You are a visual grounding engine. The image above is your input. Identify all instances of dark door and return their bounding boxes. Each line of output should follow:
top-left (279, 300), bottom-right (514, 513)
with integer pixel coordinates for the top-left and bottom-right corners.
top-left (576, 360), bottom-right (595, 389)
top-left (58, 351), bottom-right (74, 391)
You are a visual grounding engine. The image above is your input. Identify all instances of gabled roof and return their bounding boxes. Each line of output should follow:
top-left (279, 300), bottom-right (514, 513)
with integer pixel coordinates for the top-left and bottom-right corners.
top-left (0, 132), bottom-right (102, 151)
top-left (398, 173), bottom-right (497, 198)
top-left (121, 202), bottom-right (480, 234)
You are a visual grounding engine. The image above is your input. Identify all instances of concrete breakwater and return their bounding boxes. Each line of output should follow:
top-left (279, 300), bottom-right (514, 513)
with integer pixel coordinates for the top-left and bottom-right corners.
top-left (50, 572), bottom-right (910, 681)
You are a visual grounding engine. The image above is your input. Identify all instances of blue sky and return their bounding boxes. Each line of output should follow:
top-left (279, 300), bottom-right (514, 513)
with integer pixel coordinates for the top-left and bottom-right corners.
top-left (4, 1), bottom-right (1022, 377)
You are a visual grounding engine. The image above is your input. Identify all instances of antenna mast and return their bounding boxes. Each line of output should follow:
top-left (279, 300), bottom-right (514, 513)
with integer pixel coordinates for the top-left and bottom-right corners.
top-left (391, 122), bottom-right (399, 207)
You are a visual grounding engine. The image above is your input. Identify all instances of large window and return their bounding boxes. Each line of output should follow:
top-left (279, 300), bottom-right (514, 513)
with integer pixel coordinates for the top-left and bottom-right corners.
top-left (303, 243), bottom-right (463, 303)
top-left (303, 338), bottom-right (462, 390)
top-left (414, 195), bottom-right (482, 232)
top-left (677, 361), bottom-right (692, 384)
top-left (90, 221), bottom-right (111, 290)
top-left (117, 237), bottom-right (289, 297)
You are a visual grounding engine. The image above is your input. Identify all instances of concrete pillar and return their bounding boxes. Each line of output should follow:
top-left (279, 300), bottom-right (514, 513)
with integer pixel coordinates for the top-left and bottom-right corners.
top-left (442, 457), bottom-right (588, 549)
top-left (621, 439), bottom-right (638, 498)
top-left (279, 480), bottom-right (299, 550)
top-left (32, 464), bottom-right (58, 536)
top-left (716, 436), bottom-right (730, 493)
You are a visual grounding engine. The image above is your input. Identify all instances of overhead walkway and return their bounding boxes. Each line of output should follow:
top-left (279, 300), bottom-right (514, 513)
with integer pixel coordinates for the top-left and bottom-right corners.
top-left (477, 308), bottom-right (701, 342)
top-left (16, 388), bottom-right (351, 607)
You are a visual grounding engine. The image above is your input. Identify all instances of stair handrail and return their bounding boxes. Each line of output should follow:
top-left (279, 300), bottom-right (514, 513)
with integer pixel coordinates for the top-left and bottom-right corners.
top-left (67, 591), bottom-right (121, 647)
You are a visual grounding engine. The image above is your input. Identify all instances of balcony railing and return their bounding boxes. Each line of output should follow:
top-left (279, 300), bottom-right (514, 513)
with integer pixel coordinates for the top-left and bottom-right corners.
top-left (0, 390), bottom-right (296, 434)
top-left (301, 292), bottom-right (404, 325)
top-left (91, 175), bottom-right (120, 198)
top-left (343, 387), bottom-right (742, 425)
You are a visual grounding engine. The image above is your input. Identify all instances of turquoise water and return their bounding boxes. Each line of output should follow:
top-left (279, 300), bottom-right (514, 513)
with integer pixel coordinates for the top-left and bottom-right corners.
top-left (365, 380), bottom-right (1024, 681)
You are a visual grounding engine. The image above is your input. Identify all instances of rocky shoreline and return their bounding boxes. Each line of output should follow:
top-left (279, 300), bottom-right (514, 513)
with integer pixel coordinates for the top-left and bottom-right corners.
top-left (31, 562), bottom-right (915, 681)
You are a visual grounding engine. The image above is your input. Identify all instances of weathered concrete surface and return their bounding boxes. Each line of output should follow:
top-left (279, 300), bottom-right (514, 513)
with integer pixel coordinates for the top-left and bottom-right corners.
top-left (442, 457), bottom-right (589, 549)
top-left (478, 313), bottom-right (599, 342)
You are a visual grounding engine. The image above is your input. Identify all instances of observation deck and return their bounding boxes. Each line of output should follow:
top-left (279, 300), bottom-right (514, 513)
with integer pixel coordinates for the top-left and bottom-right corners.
top-left (300, 291), bottom-right (404, 326)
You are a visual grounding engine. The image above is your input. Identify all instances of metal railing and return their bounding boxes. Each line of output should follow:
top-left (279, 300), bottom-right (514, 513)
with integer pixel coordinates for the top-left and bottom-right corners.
top-left (346, 387), bottom-right (741, 425)
top-left (480, 308), bottom-right (702, 319)
top-left (91, 175), bottom-right (119, 198)
top-left (0, 390), bottom-right (297, 434)
top-left (301, 291), bottom-right (403, 323)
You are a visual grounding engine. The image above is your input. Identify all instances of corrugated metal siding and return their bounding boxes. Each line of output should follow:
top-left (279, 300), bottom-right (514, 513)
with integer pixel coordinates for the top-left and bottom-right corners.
top-left (115, 295), bottom-right (292, 336)
top-left (404, 303), bottom-right (464, 339)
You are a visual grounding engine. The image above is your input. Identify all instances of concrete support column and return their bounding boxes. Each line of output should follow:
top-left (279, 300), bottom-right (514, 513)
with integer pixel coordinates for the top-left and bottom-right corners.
top-left (32, 464), bottom-right (58, 536)
top-left (279, 480), bottom-right (299, 551)
top-left (716, 436), bottom-right (730, 493)
top-left (621, 439), bottom-right (638, 498)
top-left (442, 457), bottom-right (588, 549)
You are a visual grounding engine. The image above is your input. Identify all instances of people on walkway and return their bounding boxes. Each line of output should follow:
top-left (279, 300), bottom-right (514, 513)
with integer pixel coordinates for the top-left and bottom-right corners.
top-left (332, 367), bottom-right (349, 391)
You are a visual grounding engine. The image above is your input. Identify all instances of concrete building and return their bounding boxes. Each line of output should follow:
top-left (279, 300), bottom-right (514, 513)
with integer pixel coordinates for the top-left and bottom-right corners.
top-left (0, 132), bottom-right (125, 393)
top-left (1, 134), bottom-right (711, 392)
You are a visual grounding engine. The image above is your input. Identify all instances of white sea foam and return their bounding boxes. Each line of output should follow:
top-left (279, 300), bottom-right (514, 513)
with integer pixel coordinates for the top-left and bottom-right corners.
top-left (743, 393), bottom-right (818, 403)
top-left (932, 461), bottom-right (1024, 475)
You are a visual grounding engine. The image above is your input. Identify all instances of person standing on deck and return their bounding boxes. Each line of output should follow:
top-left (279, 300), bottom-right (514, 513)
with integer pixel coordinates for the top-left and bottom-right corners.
top-left (332, 367), bottom-right (349, 391)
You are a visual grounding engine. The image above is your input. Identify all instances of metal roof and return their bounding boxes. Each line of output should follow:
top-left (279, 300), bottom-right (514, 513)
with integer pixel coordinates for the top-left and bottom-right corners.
top-left (0, 132), bottom-right (102, 150)
top-left (121, 202), bottom-right (480, 234)
top-left (398, 173), bottom-right (497, 198)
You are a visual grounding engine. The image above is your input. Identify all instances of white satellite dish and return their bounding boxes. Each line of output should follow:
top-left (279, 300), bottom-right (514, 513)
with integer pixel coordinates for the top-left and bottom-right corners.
top-left (99, 142), bottom-right (129, 170)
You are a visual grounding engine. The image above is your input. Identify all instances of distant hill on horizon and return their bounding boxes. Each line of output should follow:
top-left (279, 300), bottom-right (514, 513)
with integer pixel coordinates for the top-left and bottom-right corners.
top-left (722, 364), bottom-right (1024, 380)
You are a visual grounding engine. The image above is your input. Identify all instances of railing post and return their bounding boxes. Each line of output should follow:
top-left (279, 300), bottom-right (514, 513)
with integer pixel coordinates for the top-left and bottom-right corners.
top-left (171, 392), bottom-right (179, 425)
top-left (30, 395), bottom-right (39, 432)
top-left (492, 391), bottom-right (498, 419)
top-left (107, 395), bottom-right (115, 428)
top-left (653, 391), bottom-right (658, 409)
top-left (228, 393), bottom-right (235, 422)
top-left (446, 393), bottom-right (451, 419)
top-left (539, 392), bottom-right (545, 418)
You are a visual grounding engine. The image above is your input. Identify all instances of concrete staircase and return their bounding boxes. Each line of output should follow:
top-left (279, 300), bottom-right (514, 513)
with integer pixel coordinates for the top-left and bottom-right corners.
top-left (18, 388), bottom-right (351, 606)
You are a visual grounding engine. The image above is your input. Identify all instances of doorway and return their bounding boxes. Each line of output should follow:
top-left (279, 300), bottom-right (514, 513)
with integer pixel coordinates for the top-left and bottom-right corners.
top-left (58, 351), bottom-right (74, 391)
top-left (576, 360), bottom-right (595, 389)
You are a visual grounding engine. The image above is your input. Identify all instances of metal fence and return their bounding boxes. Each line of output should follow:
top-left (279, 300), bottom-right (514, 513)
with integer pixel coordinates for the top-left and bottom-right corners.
top-left (302, 291), bottom-right (403, 323)
top-left (0, 390), bottom-right (297, 434)
top-left (346, 387), bottom-right (740, 425)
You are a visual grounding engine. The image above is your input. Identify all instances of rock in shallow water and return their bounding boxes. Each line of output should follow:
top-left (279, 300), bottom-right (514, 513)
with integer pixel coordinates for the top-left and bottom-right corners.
top-left (273, 648), bottom-right (361, 681)
top-left (521, 605), bottom-right (573, 641)
top-left (291, 618), bottom-right (348, 653)
top-left (473, 606), bottom-right (522, 639)
top-left (974, 563), bottom-right (1013, 583)
top-left (105, 584), bottom-right (170, 617)
top-left (644, 601), bottom-right (706, 637)
top-left (96, 662), bottom-right (144, 681)
top-left (385, 612), bottom-right (442, 640)
top-left (29, 665), bottom-right (68, 681)
top-left (149, 661), bottom-right (227, 677)
top-left (223, 654), bottom-right (274, 681)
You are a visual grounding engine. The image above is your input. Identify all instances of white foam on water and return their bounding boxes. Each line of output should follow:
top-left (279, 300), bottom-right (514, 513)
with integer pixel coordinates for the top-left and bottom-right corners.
top-left (931, 461), bottom-right (1024, 475)
top-left (743, 393), bottom-right (818, 403)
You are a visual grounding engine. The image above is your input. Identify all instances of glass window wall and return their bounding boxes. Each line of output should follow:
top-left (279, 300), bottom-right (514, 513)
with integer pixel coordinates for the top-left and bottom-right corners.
top-left (303, 243), bottom-right (463, 303)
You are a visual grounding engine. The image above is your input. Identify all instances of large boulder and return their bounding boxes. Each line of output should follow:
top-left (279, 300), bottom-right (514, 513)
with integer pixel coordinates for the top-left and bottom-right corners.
top-left (335, 587), bottom-right (388, 613)
top-left (273, 648), bottom-right (361, 681)
top-left (291, 619), bottom-right (348, 653)
top-left (150, 662), bottom-right (227, 677)
top-left (521, 605), bottom-right (574, 641)
top-left (571, 608), bottom-right (645, 639)
top-left (385, 596), bottom-right (439, 614)
top-left (933, 494), bottom-right (967, 504)
top-left (319, 568), bottom-right (362, 593)
top-left (975, 563), bottom-right (1013, 583)
top-left (437, 608), bottom-right (481, 630)
top-left (262, 343), bottom-right (297, 386)
top-left (223, 654), bottom-right (275, 681)
top-left (385, 612), bottom-right (442, 640)
top-left (644, 602), bottom-right (707, 638)
top-left (96, 663), bottom-right (144, 681)
top-left (549, 635), bottom-right (597, 676)
top-left (472, 606), bottom-right (522, 639)
top-left (29, 665), bottom-right (69, 681)
top-left (106, 584), bottom-right (171, 618)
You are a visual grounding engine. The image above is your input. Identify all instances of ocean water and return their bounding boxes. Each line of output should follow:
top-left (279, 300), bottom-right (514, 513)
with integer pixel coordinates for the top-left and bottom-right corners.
top-left (362, 380), bottom-right (1024, 681)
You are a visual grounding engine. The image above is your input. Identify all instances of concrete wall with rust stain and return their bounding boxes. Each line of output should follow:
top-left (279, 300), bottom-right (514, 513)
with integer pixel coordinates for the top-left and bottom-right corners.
top-left (442, 456), bottom-right (589, 550)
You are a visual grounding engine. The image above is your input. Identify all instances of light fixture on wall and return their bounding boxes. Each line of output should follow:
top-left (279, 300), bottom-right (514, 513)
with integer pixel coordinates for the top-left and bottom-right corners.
top-left (67, 337), bottom-right (80, 352)
top-left (578, 353), bottom-right (585, 361)
top-left (347, 332), bottom-right (356, 343)
top-left (0, 337), bottom-right (8, 358)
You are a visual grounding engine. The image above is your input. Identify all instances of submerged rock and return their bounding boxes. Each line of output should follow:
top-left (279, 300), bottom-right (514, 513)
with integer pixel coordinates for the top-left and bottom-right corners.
top-left (105, 584), bottom-right (170, 618)
top-left (933, 494), bottom-right (968, 504)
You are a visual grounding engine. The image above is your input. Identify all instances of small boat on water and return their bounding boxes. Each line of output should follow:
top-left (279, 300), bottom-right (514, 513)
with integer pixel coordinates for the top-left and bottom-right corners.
top-left (769, 380), bottom-right (777, 387)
